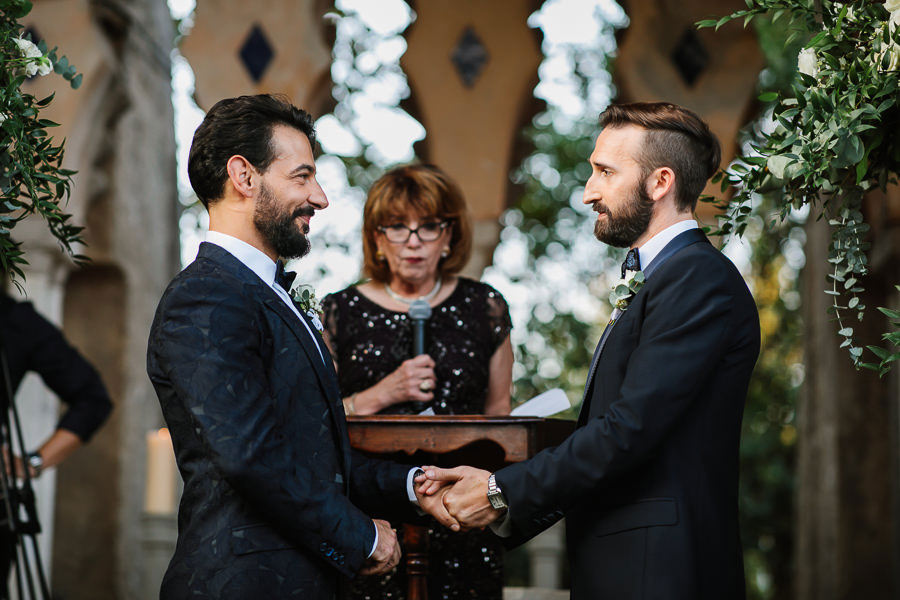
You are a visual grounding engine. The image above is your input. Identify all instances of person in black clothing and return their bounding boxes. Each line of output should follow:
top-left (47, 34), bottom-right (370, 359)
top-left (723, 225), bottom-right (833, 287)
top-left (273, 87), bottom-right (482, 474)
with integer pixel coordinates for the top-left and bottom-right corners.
top-left (0, 291), bottom-right (112, 584)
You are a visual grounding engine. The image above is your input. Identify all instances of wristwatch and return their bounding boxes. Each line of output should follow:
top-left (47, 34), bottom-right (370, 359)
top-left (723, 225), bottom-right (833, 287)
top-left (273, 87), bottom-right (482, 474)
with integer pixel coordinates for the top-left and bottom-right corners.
top-left (487, 473), bottom-right (508, 510)
top-left (27, 451), bottom-right (43, 477)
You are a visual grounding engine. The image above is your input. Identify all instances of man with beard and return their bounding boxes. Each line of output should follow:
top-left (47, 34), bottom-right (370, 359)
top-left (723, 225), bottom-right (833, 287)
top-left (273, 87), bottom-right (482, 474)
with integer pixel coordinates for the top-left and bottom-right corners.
top-left (147, 95), bottom-right (454, 600)
top-left (416, 102), bottom-right (761, 599)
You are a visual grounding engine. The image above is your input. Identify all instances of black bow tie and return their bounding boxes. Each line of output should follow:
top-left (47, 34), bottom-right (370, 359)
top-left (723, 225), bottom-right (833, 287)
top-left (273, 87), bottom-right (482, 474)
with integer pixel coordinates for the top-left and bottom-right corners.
top-left (621, 248), bottom-right (641, 279)
top-left (274, 259), bottom-right (297, 292)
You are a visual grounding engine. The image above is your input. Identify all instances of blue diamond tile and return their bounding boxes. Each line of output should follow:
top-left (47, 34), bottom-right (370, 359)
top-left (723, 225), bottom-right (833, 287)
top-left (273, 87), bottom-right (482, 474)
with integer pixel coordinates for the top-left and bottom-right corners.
top-left (451, 27), bottom-right (489, 88)
top-left (239, 24), bottom-right (274, 83)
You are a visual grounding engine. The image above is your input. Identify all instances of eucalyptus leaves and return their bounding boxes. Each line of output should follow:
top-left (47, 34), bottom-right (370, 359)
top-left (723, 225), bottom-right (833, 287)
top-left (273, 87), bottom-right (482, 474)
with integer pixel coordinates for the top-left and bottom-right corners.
top-left (609, 271), bottom-right (645, 311)
top-left (290, 284), bottom-right (325, 332)
top-left (699, 0), bottom-right (900, 374)
top-left (1, 0), bottom-right (84, 284)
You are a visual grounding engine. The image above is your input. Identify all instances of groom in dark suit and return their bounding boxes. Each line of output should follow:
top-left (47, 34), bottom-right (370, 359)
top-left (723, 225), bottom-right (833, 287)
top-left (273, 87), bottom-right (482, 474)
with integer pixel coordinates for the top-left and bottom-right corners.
top-left (147, 95), bottom-right (451, 599)
top-left (418, 102), bottom-right (760, 599)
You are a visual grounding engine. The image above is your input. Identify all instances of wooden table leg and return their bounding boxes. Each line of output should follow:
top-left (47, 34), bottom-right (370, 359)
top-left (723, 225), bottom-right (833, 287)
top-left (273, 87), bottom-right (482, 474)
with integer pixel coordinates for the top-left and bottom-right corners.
top-left (404, 524), bottom-right (429, 600)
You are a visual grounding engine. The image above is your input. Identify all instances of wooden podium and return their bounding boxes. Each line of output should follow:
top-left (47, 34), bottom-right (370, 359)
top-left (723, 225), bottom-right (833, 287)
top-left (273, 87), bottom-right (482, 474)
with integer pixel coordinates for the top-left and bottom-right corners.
top-left (347, 415), bottom-right (574, 600)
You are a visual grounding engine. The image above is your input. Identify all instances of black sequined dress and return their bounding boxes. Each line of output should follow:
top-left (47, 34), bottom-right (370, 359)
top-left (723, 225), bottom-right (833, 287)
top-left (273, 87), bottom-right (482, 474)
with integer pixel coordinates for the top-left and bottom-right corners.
top-left (322, 278), bottom-right (512, 600)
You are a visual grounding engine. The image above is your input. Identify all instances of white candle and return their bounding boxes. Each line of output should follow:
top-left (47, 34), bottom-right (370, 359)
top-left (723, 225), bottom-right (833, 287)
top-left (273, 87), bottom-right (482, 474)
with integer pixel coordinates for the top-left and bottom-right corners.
top-left (144, 428), bottom-right (177, 515)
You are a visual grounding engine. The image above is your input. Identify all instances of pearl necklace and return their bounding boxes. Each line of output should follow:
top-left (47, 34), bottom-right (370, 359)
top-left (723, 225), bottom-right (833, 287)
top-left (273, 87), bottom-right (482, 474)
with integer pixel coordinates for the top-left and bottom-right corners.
top-left (384, 277), bottom-right (442, 305)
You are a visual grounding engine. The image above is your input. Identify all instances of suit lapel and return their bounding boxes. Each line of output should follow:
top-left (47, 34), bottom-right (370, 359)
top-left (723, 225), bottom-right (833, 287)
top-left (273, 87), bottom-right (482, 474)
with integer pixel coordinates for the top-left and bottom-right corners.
top-left (576, 229), bottom-right (710, 426)
top-left (198, 244), bottom-right (352, 479)
top-left (260, 294), bottom-right (352, 471)
top-left (291, 302), bottom-right (353, 480)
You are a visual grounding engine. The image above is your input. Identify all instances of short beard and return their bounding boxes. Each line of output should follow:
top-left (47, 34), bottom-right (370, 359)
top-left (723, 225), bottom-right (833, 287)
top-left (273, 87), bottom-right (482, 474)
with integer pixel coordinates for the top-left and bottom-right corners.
top-left (593, 181), bottom-right (655, 248)
top-left (253, 182), bottom-right (313, 260)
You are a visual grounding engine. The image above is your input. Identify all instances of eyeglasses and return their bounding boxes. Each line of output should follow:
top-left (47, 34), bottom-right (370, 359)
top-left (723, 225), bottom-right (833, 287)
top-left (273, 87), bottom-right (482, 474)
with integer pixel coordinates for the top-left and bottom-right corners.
top-left (377, 221), bottom-right (450, 244)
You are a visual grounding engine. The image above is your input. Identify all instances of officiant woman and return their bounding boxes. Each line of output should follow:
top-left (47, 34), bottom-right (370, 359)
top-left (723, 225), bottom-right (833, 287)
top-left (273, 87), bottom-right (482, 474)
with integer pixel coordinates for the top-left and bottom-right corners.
top-left (321, 163), bottom-right (514, 599)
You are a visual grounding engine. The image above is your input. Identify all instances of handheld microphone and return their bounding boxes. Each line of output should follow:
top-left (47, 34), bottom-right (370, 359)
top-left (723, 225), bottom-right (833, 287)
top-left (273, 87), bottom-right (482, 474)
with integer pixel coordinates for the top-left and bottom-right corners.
top-left (408, 299), bottom-right (432, 356)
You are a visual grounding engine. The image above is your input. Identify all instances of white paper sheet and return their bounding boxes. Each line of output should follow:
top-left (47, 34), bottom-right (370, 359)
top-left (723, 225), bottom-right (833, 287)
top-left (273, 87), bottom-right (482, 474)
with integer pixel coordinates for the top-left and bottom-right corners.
top-left (510, 388), bottom-right (570, 417)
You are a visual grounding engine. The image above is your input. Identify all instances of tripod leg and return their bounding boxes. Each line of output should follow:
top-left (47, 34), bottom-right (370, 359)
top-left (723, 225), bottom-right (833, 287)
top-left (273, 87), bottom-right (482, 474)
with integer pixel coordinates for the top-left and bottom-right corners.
top-left (26, 535), bottom-right (49, 600)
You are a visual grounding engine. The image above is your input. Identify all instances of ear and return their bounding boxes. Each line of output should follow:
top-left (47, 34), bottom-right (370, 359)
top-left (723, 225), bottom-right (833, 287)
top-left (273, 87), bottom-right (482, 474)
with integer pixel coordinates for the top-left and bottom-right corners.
top-left (225, 155), bottom-right (256, 199)
top-left (646, 166), bottom-right (675, 202)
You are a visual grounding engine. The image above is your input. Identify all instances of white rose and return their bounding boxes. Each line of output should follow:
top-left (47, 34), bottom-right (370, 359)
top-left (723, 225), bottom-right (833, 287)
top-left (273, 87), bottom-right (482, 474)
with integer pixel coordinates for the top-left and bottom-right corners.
top-left (0, 113), bottom-right (6, 125)
top-left (13, 37), bottom-right (42, 60)
top-left (797, 47), bottom-right (819, 78)
top-left (886, 0), bottom-right (900, 14)
top-left (879, 39), bottom-right (900, 71)
top-left (35, 57), bottom-right (52, 77)
top-left (23, 61), bottom-right (39, 78)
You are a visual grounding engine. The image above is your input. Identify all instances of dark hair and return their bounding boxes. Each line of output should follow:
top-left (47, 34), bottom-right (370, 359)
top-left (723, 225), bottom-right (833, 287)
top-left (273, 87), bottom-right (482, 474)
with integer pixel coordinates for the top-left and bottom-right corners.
top-left (362, 164), bottom-right (472, 283)
top-left (187, 94), bottom-right (316, 208)
top-left (599, 102), bottom-right (721, 211)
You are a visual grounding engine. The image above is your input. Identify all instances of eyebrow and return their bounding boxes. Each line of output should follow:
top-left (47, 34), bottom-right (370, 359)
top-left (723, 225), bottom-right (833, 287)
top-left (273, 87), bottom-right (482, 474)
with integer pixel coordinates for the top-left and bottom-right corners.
top-left (289, 164), bottom-right (316, 176)
top-left (591, 158), bottom-right (614, 170)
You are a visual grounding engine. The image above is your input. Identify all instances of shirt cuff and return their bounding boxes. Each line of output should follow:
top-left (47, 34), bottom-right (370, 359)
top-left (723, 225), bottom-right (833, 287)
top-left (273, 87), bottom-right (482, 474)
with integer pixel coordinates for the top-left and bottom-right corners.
top-left (489, 509), bottom-right (513, 538)
top-left (407, 467), bottom-right (424, 505)
top-left (368, 521), bottom-right (378, 558)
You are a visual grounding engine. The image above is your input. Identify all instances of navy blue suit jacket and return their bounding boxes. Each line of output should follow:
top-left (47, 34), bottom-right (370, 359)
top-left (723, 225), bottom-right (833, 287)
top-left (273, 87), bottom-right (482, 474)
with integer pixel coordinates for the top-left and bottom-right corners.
top-left (496, 229), bottom-right (760, 599)
top-left (147, 243), bottom-right (412, 600)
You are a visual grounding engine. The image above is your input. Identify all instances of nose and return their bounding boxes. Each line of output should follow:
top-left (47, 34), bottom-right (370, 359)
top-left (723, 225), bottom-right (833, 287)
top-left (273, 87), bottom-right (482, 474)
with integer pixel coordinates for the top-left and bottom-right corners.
top-left (310, 179), bottom-right (328, 210)
top-left (406, 229), bottom-right (424, 247)
top-left (582, 173), bottom-right (597, 204)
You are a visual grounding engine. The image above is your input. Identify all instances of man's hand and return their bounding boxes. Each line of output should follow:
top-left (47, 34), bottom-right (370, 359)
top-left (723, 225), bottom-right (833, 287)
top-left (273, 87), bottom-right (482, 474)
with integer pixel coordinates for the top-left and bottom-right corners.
top-left (417, 466), bottom-right (503, 531)
top-left (359, 519), bottom-right (401, 576)
top-left (415, 479), bottom-right (461, 532)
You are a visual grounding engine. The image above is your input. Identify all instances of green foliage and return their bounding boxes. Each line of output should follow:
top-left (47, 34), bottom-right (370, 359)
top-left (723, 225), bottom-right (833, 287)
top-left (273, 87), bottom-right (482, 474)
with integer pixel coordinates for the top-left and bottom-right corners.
top-left (698, 0), bottom-right (900, 372)
top-left (1, 0), bottom-right (85, 285)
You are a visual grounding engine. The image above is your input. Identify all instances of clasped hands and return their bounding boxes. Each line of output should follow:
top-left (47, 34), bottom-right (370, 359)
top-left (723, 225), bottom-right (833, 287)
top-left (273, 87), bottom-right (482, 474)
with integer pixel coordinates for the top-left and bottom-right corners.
top-left (362, 466), bottom-right (502, 575)
top-left (415, 465), bottom-right (504, 532)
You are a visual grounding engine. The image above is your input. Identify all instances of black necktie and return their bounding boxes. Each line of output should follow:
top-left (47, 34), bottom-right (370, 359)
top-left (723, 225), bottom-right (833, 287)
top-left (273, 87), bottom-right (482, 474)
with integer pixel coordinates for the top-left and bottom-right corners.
top-left (621, 248), bottom-right (641, 279)
top-left (274, 259), bottom-right (297, 292)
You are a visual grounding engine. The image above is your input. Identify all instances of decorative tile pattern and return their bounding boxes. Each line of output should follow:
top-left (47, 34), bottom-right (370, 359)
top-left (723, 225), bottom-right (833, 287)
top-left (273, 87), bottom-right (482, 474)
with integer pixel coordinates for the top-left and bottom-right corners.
top-left (451, 26), bottom-right (489, 88)
top-left (671, 28), bottom-right (709, 87)
top-left (239, 24), bottom-right (274, 83)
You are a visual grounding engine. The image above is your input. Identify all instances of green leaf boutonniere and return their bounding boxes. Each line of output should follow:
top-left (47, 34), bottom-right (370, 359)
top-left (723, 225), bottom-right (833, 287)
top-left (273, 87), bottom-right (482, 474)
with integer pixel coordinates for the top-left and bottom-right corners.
top-left (290, 284), bottom-right (324, 332)
top-left (609, 271), bottom-right (645, 311)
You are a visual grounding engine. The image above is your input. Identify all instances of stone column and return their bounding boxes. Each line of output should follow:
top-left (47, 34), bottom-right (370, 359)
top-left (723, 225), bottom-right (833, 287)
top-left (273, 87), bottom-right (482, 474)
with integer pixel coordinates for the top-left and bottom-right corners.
top-left (181, 0), bottom-right (334, 114)
top-left (21, 1), bottom-right (178, 599)
top-left (402, 0), bottom-right (544, 275)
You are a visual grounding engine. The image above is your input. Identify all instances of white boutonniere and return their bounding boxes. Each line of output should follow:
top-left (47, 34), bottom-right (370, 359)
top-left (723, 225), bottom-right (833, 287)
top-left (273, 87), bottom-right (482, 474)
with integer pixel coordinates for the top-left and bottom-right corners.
top-left (609, 271), bottom-right (645, 311)
top-left (290, 284), bottom-right (324, 332)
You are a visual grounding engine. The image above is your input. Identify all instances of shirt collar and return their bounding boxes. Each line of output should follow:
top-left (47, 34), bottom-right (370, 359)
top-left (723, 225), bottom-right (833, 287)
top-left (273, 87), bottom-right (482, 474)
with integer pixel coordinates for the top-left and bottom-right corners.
top-left (205, 231), bottom-right (278, 287)
top-left (637, 219), bottom-right (698, 270)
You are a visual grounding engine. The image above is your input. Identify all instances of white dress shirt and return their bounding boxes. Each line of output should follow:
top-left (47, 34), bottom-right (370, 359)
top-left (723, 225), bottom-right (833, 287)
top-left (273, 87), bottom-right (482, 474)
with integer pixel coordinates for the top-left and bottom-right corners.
top-left (205, 231), bottom-right (325, 363)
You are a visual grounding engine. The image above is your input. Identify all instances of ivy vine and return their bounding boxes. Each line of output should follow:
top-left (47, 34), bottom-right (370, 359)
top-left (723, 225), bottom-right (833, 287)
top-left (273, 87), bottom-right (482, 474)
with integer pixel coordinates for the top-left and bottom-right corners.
top-left (1, 0), bottom-right (84, 286)
top-left (699, 0), bottom-right (900, 374)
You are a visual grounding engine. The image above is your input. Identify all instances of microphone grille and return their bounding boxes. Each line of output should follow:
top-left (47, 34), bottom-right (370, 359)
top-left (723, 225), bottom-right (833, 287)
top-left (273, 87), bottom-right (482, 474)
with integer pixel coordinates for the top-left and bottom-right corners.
top-left (408, 299), bottom-right (432, 320)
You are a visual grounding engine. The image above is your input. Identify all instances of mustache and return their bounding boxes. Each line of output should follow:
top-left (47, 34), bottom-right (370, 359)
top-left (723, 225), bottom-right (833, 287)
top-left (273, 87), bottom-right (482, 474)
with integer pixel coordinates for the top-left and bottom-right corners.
top-left (292, 206), bottom-right (316, 219)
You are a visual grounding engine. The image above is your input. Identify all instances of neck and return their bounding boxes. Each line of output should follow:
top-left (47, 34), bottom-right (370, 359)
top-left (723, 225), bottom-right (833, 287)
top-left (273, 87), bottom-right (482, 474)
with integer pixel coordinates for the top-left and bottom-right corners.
top-left (209, 208), bottom-right (277, 262)
top-left (388, 276), bottom-right (439, 298)
top-left (632, 210), bottom-right (693, 249)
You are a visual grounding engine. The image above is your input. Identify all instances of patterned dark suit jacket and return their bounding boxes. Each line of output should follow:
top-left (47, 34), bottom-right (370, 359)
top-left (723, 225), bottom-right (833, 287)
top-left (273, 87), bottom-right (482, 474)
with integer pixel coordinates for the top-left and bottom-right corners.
top-left (496, 229), bottom-right (761, 600)
top-left (147, 243), bottom-right (412, 600)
